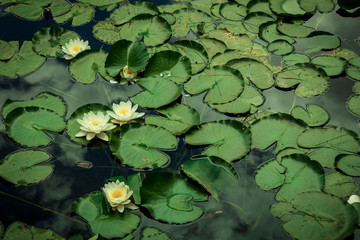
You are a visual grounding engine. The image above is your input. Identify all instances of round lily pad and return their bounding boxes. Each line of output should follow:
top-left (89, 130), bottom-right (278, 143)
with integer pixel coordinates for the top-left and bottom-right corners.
top-left (290, 104), bottom-right (329, 126)
top-left (140, 172), bottom-right (208, 224)
top-left (185, 119), bottom-right (251, 162)
top-left (283, 53), bottom-right (310, 66)
top-left (219, 2), bottom-right (246, 20)
top-left (346, 67), bottom-right (360, 81)
top-left (54, 3), bottom-right (95, 26)
top-left (255, 158), bottom-right (286, 191)
top-left (347, 95), bottom-right (360, 117)
top-left (3, 221), bottom-right (63, 239)
top-left (0, 150), bottom-right (53, 185)
top-left (277, 20), bottom-right (315, 38)
top-left (110, 123), bottom-right (177, 169)
top-left (0, 40), bottom-right (15, 60)
top-left (336, 154), bottom-right (360, 177)
top-left (110, 1), bottom-right (159, 25)
top-left (311, 55), bottom-right (348, 76)
top-left (141, 228), bottom-right (172, 240)
top-left (324, 172), bottom-right (358, 198)
top-left (242, 12), bottom-right (275, 34)
top-left (197, 38), bottom-right (227, 60)
top-left (259, 21), bottom-right (295, 44)
top-left (298, 0), bottom-right (335, 13)
top-left (267, 40), bottom-right (294, 55)
top-left (298, 32), bottom-right (341, 53)
top-left (92, 19), bottom-right (122, 44)
top-left (76, 0), bottom-right (126, 6)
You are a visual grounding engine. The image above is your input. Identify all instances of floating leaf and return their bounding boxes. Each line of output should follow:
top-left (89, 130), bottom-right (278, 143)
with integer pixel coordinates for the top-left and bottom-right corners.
top-left (66, 103), bottom-right (111, 145)
top-left (184, 66), bottom-right (244, 104)
top-left (1, 92), bottom-right (67, 119)
top-left (311, 55), bottom-right (348, 76)
top-left (144, 50), bottom-right (191, 84)
top-left (267, 40), bottom-right (294, 55)
top-left (119, 15), bottom-right (171, 47)
top-left (290, 104), bottom-right (329, 127)
top-left (0, 41), bottom-right (45, 78)
top-left (182, 156), bottom-right (238, 201)
top-left (227, 58), bottom-right (274, 89)
top-left (5, 107), bottom-right (65, 147)
top-left (270, 201), bottom-right (296, 222)
top-left (105, 40), bottom-right (149, 77)
top-left (140, 172), bottom-right (208, 224)
top-left (242, 12), bottom-right (275, 34)
top-left (69, 49), bottom-right (113, 84)
top-left (110, 1), bottom-right (159, 25)
top-left (281, 0), bottom-right (308, 15)
top-left (259, 21), bottom-right (295, 44)
top-left (298, 0), bottom-right (335, 13)
top-left (205, 29), bottom-right (253, 52)
top-left (277, 20), bottom-right (315, 38)
top-left (0, 150), bottom-right (53, 185)
top-left (3, 221), bottom-right (64, 240)
top-left (197, 38), bottom-right (227, 60)
top-left (76, 0), bottom-right (126, 6)
top-left (336, 154), bottom-right (360, 177)
top-left (145, 103), bottom-right (200, 135)
top-left (185, 120), bottom-right (251, 162)
top-left (282, 53), bottom-right (310, 66)
top-left (141, 228), bottom-right (172, 240)
top-left (298, 32), bottom-right (341, 53)
top-left (71, 192), bottom-right (140, 239)
top-left (347, 95), bottom-right (360, 117)
top-left (283, 192), bottom-right (357, 240)
top-left (219, 2), bottom-right (246, 20)
top-left (92, 19), bottom-right (121, 44)
top-left (324, 172), bottom-right (358, 198)
top-left (275, 63), bottom-right (329, 97)
top-left (110, 123), bottom-right (177, 169)
top-left (251, 113), bottom-right (308, 153)
top-left (346, 67), bottom-right (360, 81)
top-left (131, 77), bottom-right (182, 109)
top-left (246, 0), bottom-right (272, 15)
top-left (0, 40), bottom-right (15, 60)
top-left (54, 3), bottom-right (95, 26)
top-left (255, 158), bottom-right (286, 191)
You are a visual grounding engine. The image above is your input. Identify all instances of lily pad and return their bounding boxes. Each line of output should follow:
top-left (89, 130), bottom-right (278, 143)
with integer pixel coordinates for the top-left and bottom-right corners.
top-left (298, 32), bottom-right (341, 53)
top-left (205, 29), bottom-right (253, 52)
top-left (346, 67), bottom-right (360, 81)
top-left (184, 66), bottom-right (244, 104)
top-left (70, 49), bottom-right (114, 84)
top-left (242, 12), bottom-right (275, 34)
top-left (282, 53), bottom-right (310, 66)
top-left (76, 0), bottom-right (126, 6)
top-left (219, 2), bottom-right (246, 20)
top-left (281, 0), bottom-right (308, 15)
top-left (119, 14), bottom-right (171, 47)
top-left (0, 150), bottom-right (53, 185)
top-left (141, 228), bottom-right (172, 240)
top-left (255, 158), bottom-right (286, 191)
top-left (275, 63), bottom-right (329, 97)
top-left (3, 221), bottom-right (64, 239)
top-left (298, 0), bottom-right (335, 13)
top-left (0, 41), bottom-right (45, 78)
top-left (185, 120), bottom-right (251, 162)
top-left (324, 172), bottom-right (358, 198)
top-left (105, 40), bottom-right (149, 77)
top-left (0, 40), bottom-right (15, 60)
top-left (66, 103), bottom-right (112, 145)
top-left (145, 103), bottom-right (200, 135)
top-left (335, 154), bottom-right (360, 177)
top-left (246, 0), bottom-right (272, 15)
top-left (259, 21), bottom-right (295, 44)
top-left (131, 77), bottom-right (182, 109)
top-left (311, 55), bottom-right (348, 76)
top-left (267, 40), bottom-right (294, 55)
top-left (5, 107), bottom-right (66, 147)
top-left (71, 192), bottom-right (140, 239)
top-left (347, 95), bottom-right (360, 116)
top-left (92, 19), bottom-right (122, 44)
top-left (110, 1), bottom-right (159, 25)
top-left (144, 50), bottom-right (191, 84)
top-left (110, 123), bottom-right (177, 169)
top-left (32, 25), bottom-right (80, 57)
top-left (197, 38), bottom-right (227, 60)
top-left (182, 156), bottom-right (238, 200)
top-left (276, 20), bottom-right (315, 38)
top-left (54, 3), bottom-right (95, 26)
top-left (140, 172), bottom-right (208, 224)
top-left (1, 92), bottom-right (67, 119)
top-left (290, 104), bottom-right (329, 127)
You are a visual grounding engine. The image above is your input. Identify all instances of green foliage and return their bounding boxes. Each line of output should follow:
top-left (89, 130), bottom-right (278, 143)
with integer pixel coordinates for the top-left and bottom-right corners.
top-left (110, 1), bottom-right (159, 25)
top-left (0, 40), bottom-right (15, 60)
top-left (54, 3), bottom-right (95, 26)
top-left (290, 104), bottom-right (329, 127)
top-left (2, 221), bottom-right (64, 239)
top-left (141, 228), bottom-right (172, 240)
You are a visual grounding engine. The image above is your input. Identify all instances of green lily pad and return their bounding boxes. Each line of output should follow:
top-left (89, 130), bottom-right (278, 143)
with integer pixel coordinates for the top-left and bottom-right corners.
top-left (219, 2), bottom-right (246, 20)
top-left (298, 0), bottom-right (335, 13)
top-left (131, 77), bottom-right (182, 109)
top-left (267, 40), bottom-right (294, 55)
top-left (119, 14), bottom-right (171, 47)
top-left (251, 113), bottom-right (308, 153)
top-left (71, 192), bottom-right (140, 239)
top-left (145, 103), bottom-right (200, 135)
top-left (298, 32), bottom-right (341, 53)
top-left (3, 221), bottom-right (64, 240)
top-left (275, 63), bottom-right (329, 97)
top-left (205, 29), bottom-right (253, 52)
top-left (217, 21), bottom-right (255, 37)
top-left (0, 40), bottom-right (15, 60)
top-left (171, 8), bottom-right (216, 37)
top-left (54, 3), bottom-right (95, 26)
top-left (69, 49), bottom-right (114, 84)
top-left (255, 158), bottom-right (286, 191)
top-left (76, 0), bottom-right (126, 6)
top-left (283, 192), bottom-right (357, 240)
top-left (140, 172), bottom-right (208, 224)
top-left (0, 41), bottom-right (45, 78)
top-left (336, 154), bottom-right (360, 177)
top-left (311, 55), bottom-right (348, 76)
top-left (110, 123), bottom-right (177, 169)
top-left (185, 120), bottom-right (251, 162)
top-left (141, 228), bottom-right (172, 240)
top-left (247, 0), bottom-right (273, 14)
top-left (290, 104), bottom-right (329, 127)
top-left (259, 21), bottom-right (295, 44)
top-left (0, 150), bottom-right (53, 185)
top-left (5, 107), bottom-right (66, 147)
top-left (105, 40), bottom-right (149, 77)
top-left (277, 20), bottom-right (315, 38)
top-left (184, 66), bottom-right (244, 104)
top-left (324, 172), bottom-right (358, 198)
top-left (347, 95), bottom-right (360, 117)
top-left (349, 57), bottom-right (360, 67)
top-left (92, 19), bottom-right (122, 44)
top-left (346, 67), bottom-right (360, 81)
top-left (1, 92), bottom-right (67, 120)
top-left (210, 3), bottom-right (222, 18)
top-left (227, 58), bottom-right (274, 89)
top-left (270, 201), bottom-right (296, 222)
top-left (353, 82), bottom-right (360, 94)
top-left (281, 0), bottom-right (308, 15)
top-left (197, 38), bottom-right (227, 60)
top-left (158, 3), bottom-right (188, 13)
top-left (144, 50), bottom-right (191, 84)
top-left (242, 12), bottom-right (275, 34)
top-left (283, 53), bottom-right (310, 66)
top-left (110, 1), bottom-right (159, 25)
top-left (66, 103), bottom-right (112, 145)
top-left (182, 156), bottom-right (238, 200)
top-left (32, 25), bottom-right (80, 57)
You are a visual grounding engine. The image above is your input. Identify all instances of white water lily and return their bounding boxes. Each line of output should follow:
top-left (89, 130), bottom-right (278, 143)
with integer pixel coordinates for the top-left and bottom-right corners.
top-left (75, 111), bottom-right (116, 141)
top-left (101, 180), bottom-right (138, 213)
top-left (119, 65), bottom-right (138, 84)
top-left (348, 195), bottom-right (360, 204)
top-left (62, 38), bottom-right (90, 60)
top-left (107, 100), bottom-right (145, 125)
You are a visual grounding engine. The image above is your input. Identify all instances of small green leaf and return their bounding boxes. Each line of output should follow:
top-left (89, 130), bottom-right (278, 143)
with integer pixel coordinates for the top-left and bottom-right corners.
top-left (311, 55), bottom-right (348, 76)
top-left (141, 228), bottom-right (172, 240)
top-left (3, 221), bottom-right (64, 239)
top-left (290, 104), bottom-right (329, 127)
top-left (283, 53), bottom-right (310, 66)
top-left (324, 172), bottom-right (358, 197)
top-left (92, 19), bottom-right (122, 44)
top-left (0, 40), bottom-right (15, 60)
top-left (298, 0), bottom-right (335, 13)
top-left (347, 94), bottom-right (360, 117)
top-left (336, 154), bottom-right (360, 177)
top-left (267, 40), bottom-right (294, 55)
top-left (219, 2), bottom-right (246, 20)
top-left (110, 1), bottom-right (159, 25)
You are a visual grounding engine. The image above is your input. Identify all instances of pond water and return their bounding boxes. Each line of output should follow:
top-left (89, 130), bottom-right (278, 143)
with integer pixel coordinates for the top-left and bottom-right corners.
top-left (0, 0), bottom-right (360, 239)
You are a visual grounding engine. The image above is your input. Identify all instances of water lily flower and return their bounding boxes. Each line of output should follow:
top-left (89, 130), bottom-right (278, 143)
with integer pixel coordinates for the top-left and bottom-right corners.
top-left (75, 111), bottom-right (116, 141)
top-left (107, 100), bottom-right (145, 125)
top-left (118, 65), bottom-right (138, 84)
top-left (62, 38), bottom-right (90, 60)
top-left (348, 194), bottom-right (360, 204)
top-left (101, 180), bottom-right (138, 213)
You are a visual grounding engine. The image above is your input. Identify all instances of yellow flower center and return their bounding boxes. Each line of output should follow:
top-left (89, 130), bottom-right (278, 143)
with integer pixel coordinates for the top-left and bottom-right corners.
top-left (72, 45), bottom-right (81, 52)
top-left (110, 189), bottom-right (124, 199)
top-left (125, 68), bottom-right (135, 74)
top-left (89, 120), bottom-right (100, 126)
top-left (118, 108), bottom-right (130, 114)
